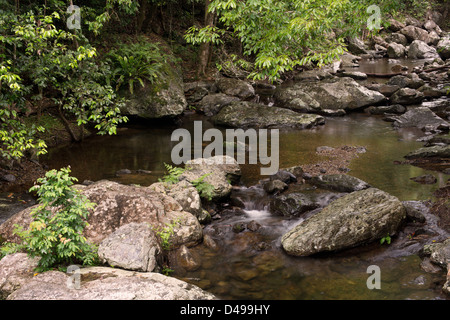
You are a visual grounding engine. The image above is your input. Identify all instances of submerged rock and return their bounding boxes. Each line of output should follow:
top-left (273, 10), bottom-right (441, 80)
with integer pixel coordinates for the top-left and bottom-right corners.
top-left (390, 88), bottom-right (425, 105)
top-left (281, 188), bottom-right (406, 256)
top-left (405, 145), bottom-right (450, 159)
top-left (392, 107), bottom-right (449, 131)
top-left (270, 193), bottom-right (321, 217)
top-left (308, 174), bottom-right (371, 193)
top-left (213, 101), bottom-right (325, 129)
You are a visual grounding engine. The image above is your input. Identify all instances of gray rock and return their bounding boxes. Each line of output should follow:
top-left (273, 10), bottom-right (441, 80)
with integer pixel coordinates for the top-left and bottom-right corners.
top-left (423, 239), bottom-right (450, 268)
top-left (1, 174), bottom-right (16, 182)
top-left (263, 179), bottom-right (288, 194)
top-left (293, 69), bottom-right (334, 82)
top-left (98, 223), bottom-right (161, 272)
top-left (387, 74), bottom-right (424, 89)
top-left (0, 253), bottom-right (39, 299)
top-left (437, 38), bottom-right (450, 60)
top-left (197, 93), bottom-right (240, 116)
top-left (390, 88), bottom-right (424, 105)
top-left (216, 78), bottom-right (255, 99)
top-left (400, 26), bottom-right (430, 43)
top-left (402, 201), bottom-right (426, 223)
top-left (121, 63), bottom-right (186, 119)
top-left (407, 40), bottom-right (440, 59)
top-left (347, 37), bottom-right (368, 55)
top-left (366, 104), bottom-right (406, 115)
top-left (0, 181), bottom-right (203, 248)
top-left (180, 156), bottom-right (241, 200)
top-left (309, 174), bottom-right (371, 193)
top-left (387, 43), bottom-right (406, 58)
top-left (213, 101), bottom-right (325, 129)
top-left (410, 174), bottom-right (437, 184)
top-left (5, 265), bottom-right (216, 300)
top-left (405, 145), bottom-right (450, 159)
top-left (388, 19), bottom-right (406, 32)
top-left (339, 53), bottom-right (361, 68)
top-left (386, 32), bottom-right (408, 46)
top-left (337, 71), bottom-right (368, 80)
top-left (281, 188), bottom-right (406, 256)
top-left (393, 107), bottom-right (449, 131)
top-left (275, 77), bottom-right (386, 112)
top-left (150, 180), bottom-right (203, 218)
top-left (270, 193), bottom-right (321, 217)
top-left (184, 81), bottom-right (216, 104)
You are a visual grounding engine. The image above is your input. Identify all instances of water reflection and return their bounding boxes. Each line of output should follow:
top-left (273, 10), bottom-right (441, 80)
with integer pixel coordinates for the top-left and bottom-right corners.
top-left (41, 111), bottom-right (450, 300)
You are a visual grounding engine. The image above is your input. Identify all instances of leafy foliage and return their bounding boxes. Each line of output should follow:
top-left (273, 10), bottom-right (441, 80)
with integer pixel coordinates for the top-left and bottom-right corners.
top-left (152, 218), bottom-right (181, 251)
top-left (0, 7), bottom-right (128, 160)
top-left (2, 167), bottom-right (99, 271)
top-left (106, 39), bottom-right (166, 94)
top-left (159, 163), bottom-right (186, 185)
top-left (185, 0), bottom-right (406, 81)
top-left (159, 163), bottom-right (215, 200)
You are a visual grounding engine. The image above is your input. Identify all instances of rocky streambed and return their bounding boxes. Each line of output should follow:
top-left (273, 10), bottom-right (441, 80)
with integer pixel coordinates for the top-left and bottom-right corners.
top-left (1, 13), bottom-right (450, 300)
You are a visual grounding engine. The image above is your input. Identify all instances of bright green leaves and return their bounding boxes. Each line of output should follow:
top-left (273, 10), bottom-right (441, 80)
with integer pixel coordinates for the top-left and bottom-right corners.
top-left (185, 25), bottom-right (225, 46)
top-left (13, 167), bottom-right (99, 271)
top-left (189, 0), bottom-right (403, 82)
top-left (106, 39), bottom-right (166, 95)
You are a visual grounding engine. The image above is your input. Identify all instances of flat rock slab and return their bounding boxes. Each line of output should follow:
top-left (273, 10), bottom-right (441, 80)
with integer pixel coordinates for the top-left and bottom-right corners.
top-left (213, 101), bottom-right (325, 129)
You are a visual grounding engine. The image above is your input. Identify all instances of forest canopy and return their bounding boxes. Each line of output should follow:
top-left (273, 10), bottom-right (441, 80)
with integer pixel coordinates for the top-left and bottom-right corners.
top-left (0, 0), bottom-right (445, 162)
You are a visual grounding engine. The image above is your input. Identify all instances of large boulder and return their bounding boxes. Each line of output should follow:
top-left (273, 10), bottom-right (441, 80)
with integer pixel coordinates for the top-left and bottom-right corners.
top-left (386, 32), bottom-right (408, 46)
top-left (213, 101), bottom-right (325, 129)
top-left (387, 42), bottom-right (406, 58)
top-left (215, 78), bottom-right (255, 99)
top-left (390, 88), bottom-right (424, 105)
top-left (392, 107), bottom-right (450, 131)
top-left (0, 181), bottom-right (203, 248)
top-left (121, 63), bottom-right (187, 119)
top-left (275, 77), bottom-right (386, 112)
top-left (97, 223), bottom-right (161, 272)
top-left (150, 180), bottom-right (203, 218)
top-left (281, 188), bottom-right (407, 256)
top-left (197, 93), bottom-right (240, 116)
top-left (0, 253), bottom-right (39, 299)
top-left (407, 40), bottom-right (440, 59)
top-left (400, 26), bottom-right (431, 44)
top-left (1, 258), bottom-right (216, 300)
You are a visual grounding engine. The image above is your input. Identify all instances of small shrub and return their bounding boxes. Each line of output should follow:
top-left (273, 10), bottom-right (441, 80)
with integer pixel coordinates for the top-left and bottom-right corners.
top-left (5, 167), bottom-right (99, 271)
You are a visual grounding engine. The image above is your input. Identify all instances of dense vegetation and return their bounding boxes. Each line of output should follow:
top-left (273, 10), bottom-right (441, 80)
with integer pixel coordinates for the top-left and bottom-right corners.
top-left (0, 0), bottom-right (448, 164)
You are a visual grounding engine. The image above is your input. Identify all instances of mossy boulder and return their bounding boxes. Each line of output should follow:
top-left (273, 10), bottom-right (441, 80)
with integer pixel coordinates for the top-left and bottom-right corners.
top-left (121, 60), bottom-right (187, 119)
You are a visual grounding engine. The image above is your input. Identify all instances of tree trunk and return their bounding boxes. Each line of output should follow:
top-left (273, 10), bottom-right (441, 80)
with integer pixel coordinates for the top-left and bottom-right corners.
top-left (136, 0), bottom-right (148, 34)
top-left (197, 0), bottom-right (215, 78)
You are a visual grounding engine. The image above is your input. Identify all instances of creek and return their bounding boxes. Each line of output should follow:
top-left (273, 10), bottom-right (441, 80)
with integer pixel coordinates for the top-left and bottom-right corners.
top-left (12, 58), bottom-right (450, 300)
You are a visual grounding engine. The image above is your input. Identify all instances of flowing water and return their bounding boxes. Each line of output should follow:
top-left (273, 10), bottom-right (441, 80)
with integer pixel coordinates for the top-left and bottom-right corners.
top-left (38, 58), bottom-right (450, 300)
